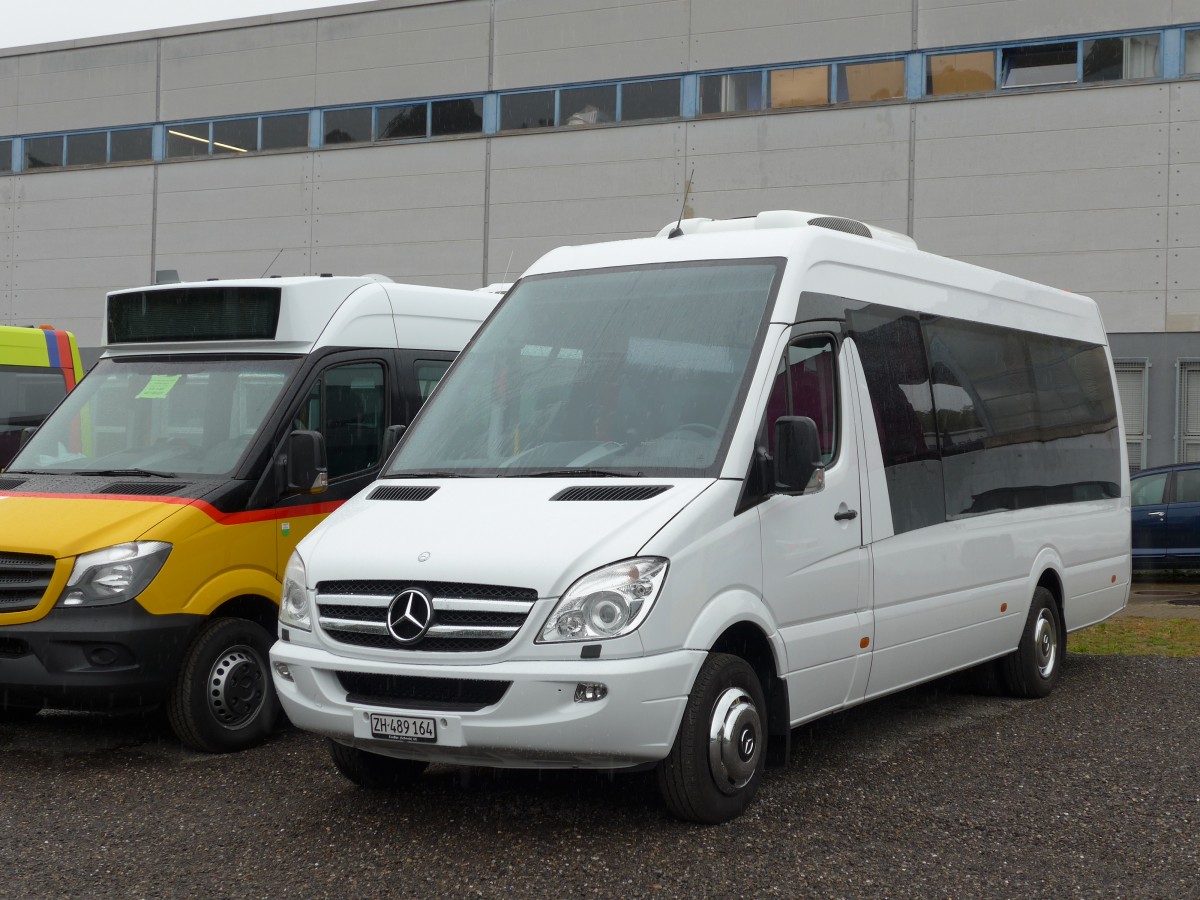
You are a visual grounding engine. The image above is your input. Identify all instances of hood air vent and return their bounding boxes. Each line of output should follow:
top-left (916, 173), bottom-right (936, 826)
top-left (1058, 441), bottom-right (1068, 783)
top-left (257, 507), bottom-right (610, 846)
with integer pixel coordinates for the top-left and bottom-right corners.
top-left (98, 483), bottom-right (189, 496)
top-left (0, 479), bottom-right (25, 491)
top-left (368, 485), bottom-right (439, 501)
top-left (551, 485), bottom-right (671, 502)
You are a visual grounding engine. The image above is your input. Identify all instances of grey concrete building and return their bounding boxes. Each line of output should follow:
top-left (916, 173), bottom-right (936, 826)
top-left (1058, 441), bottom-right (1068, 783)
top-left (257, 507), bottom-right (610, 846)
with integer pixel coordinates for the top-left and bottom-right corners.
top-left (2, 0), bottom-right (1200, 467)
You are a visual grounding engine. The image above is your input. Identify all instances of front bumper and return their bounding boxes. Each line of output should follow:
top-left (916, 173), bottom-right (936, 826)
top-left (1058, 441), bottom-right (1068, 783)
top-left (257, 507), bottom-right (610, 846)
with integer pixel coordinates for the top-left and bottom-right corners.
top-left (0, 604), bottom-right (203, 712)
top-left (270, 639), bottom-right (705, 769)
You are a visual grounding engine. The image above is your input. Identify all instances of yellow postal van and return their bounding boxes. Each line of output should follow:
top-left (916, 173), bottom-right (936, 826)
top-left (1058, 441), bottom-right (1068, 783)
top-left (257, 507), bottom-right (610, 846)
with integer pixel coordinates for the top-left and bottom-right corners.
top-left (0, 275), bottom-right (496, 751)
top-left (0, 325), bottom-right (84, 468)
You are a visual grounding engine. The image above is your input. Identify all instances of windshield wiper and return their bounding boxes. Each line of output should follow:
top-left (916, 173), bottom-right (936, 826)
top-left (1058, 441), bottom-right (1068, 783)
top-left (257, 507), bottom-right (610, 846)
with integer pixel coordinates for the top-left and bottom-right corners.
top-left (76, 468), bottom-right (179, 479)
top-left (516, 468), bottom-right (630, 478)
top-left (381, 471), bottom-right (476, 479)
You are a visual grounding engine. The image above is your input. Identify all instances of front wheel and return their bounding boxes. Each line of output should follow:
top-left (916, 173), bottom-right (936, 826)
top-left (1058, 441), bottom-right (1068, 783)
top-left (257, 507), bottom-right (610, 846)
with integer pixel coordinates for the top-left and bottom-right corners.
top-left (1001, 586), bottom-right (1064, 699)
top-left (168, 617), bottom-right (279, 753)
top-left (657, 652), bottom-right (767, 824)
top-left (328, 740), bottom-right (429, 789)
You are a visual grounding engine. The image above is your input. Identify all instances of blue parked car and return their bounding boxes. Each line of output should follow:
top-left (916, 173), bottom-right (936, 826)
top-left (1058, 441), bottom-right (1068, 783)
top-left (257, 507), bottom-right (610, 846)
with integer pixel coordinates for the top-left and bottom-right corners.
top-left (1131, 462), bottom-right (1200, 569)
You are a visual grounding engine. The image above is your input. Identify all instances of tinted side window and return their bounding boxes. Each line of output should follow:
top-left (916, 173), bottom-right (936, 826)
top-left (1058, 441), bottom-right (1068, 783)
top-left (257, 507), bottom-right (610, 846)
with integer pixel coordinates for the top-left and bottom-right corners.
top-left (1174, 470), bottom-right (1200, 504)
top-left (1131, 473), bottom-right (1167, 506)
top-left (847, 309), bottom-right (945, 534)
top-left (415, 360), bottom-right (451, 400)
top-left (925, 318), bottom-right (1120, 516)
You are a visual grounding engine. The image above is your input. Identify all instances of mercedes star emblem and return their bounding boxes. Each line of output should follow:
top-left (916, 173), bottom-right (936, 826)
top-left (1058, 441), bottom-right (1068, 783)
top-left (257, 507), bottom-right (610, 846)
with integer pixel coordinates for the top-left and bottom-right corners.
top-left (386, 588), bottom-right (434, 644)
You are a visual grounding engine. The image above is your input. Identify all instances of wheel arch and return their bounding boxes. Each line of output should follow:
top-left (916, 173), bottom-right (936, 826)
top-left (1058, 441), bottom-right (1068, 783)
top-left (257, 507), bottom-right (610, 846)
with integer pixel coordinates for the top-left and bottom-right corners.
top-left (1030, 549), bottom-right (1066, 635)
top-left (709, 621), bottom-right (791, 768)
top-left (211, 594), bottom-right (279, 634)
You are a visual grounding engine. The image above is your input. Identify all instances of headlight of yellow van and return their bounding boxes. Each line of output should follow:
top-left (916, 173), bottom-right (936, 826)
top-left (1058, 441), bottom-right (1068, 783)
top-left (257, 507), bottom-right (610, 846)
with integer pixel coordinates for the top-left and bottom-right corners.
top-left (57, 542), bottom-right (172, 608)
top-left (279, 551), bottom-right (311, 631)
top-left (538, 557), bottom-right (668, 643)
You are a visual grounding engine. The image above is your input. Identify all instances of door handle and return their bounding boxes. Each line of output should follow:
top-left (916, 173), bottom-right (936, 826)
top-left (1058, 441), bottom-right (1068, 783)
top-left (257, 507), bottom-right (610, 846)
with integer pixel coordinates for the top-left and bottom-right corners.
top-left (1148, 511), bottom-right (1165, 518)
top-left (834, 508), bottom-right (858, 521)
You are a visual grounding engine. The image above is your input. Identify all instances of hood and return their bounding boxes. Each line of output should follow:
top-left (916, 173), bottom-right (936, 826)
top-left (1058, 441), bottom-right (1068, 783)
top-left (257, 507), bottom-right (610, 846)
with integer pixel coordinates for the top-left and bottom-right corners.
top-left (300, 478), bottom-right (715, 597)
top-left (0, 493), bottom-right (194, 558)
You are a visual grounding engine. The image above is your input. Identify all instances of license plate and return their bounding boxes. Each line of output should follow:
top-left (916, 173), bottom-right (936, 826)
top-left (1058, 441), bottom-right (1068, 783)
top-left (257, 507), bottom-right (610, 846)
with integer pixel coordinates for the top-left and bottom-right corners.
top-left (369, 712), bottom-right (437, 743)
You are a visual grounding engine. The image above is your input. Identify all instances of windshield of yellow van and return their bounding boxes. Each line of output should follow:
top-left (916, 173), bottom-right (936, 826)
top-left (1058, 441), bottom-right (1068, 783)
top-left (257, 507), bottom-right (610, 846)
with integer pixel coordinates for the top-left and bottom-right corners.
top-left (10, 357), bottom-right (299, 476)
top-left (387, 260), bottom-right (782, 478)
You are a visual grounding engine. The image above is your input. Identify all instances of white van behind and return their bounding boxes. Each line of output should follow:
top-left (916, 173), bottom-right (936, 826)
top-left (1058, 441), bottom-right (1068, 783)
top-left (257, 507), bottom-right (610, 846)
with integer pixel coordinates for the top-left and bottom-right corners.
top-left (270, 212), bottom-right (1130, 822)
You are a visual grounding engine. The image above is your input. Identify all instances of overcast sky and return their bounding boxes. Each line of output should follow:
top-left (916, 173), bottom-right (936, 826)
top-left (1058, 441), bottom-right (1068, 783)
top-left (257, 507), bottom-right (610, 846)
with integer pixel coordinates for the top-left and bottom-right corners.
top-left (7, 1), bottom-right (366, 49)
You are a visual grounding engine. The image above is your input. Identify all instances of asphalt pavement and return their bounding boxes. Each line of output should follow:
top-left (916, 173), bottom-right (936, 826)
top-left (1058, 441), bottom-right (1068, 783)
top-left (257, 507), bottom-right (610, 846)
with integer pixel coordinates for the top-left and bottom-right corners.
top-left (1, 651), bottom-right (1196, 898)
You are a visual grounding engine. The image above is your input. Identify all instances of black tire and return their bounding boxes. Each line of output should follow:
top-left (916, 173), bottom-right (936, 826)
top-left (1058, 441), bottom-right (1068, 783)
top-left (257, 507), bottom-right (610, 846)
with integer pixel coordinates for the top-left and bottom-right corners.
top-left (168, 617), bottom-right (279, 753)
top-left (0, 703), bottom-right (42, 723)
top-left (1001, 586), bottom-right (1064, 699)
top-left (328, 739), bottom-right (429, 789)
top-left (657, 652), bottom-right (767, 824)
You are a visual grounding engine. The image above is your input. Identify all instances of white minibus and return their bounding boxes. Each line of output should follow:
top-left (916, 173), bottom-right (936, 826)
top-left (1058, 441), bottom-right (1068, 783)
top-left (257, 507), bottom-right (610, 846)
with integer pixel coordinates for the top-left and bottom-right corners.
top-left (271, 212), bottom-right (1130, 822)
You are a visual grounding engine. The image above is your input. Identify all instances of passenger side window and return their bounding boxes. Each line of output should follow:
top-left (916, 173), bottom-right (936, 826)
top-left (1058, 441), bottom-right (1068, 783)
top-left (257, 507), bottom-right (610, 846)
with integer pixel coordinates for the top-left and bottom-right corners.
top-left (763, 334), bottom-right (839, 464)
top-left (295, 362), bottom-right (387, 481)
top-left (415, 360), bottom-right (451, 400)
top-left (1131, 473), bottom-right (1167, 507)
top-left (1173, 471), bottom-right (1200, 504)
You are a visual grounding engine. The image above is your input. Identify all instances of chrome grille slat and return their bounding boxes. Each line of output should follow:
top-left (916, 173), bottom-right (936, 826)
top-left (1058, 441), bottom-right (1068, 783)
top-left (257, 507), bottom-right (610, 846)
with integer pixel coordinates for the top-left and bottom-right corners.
top-left (426, 624), bottom-right (519, 639)
top-left (316, 579), bottom-right (537, 653)
top-left (318, 617), bottom-right (390, 635)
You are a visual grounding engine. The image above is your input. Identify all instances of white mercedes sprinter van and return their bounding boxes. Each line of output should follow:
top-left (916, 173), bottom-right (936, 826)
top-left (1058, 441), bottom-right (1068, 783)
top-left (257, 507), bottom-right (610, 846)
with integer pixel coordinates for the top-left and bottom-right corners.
top-left (271, 212), bottom-right (1130, 823)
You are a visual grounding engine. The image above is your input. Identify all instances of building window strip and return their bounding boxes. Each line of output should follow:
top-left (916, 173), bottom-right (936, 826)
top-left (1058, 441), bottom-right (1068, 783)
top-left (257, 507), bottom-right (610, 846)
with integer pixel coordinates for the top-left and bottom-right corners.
top-left (0, 24), bottom-right (1191, 176)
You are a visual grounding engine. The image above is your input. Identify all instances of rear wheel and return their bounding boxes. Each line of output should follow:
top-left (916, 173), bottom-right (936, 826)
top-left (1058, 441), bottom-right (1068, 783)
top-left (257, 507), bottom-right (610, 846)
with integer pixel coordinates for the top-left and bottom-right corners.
top-left (1001, 586), bottom-right (1063, 699)
top-left (168, 617), bottom-right (279, 753)
top-left (657, 652), bottom-right (766, 824)
top-left (328, 740), bottom-right (429, 789)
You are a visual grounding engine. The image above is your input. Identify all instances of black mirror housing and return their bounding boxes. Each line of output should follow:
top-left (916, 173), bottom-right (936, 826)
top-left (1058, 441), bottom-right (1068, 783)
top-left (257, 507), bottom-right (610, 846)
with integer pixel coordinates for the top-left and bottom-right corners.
top-left (380, 424), bottom-right (407, 464)
top-left (774, 416), bottom-right (821, 493)
top-left (287, 430), bottom-right (328, 494)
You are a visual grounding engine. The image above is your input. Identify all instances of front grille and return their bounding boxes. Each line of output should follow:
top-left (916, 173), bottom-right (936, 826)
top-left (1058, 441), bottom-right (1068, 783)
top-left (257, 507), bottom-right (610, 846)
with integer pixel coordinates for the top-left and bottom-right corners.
top-left (337, 671), bottom-right (511, 711)
top-left (0, 552), bottom-right (56, 613)
top-left (316, 580), bottom-right (538, 653)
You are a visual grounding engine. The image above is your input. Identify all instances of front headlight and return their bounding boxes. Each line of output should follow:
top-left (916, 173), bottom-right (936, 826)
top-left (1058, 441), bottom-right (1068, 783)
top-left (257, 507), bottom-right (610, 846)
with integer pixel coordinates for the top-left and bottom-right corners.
top-left (538, 557), bottom-right (668, 643)
top-left (57, 542), bottom-right (172, 608)
top-left (279, 551), bottom-right (311, 631)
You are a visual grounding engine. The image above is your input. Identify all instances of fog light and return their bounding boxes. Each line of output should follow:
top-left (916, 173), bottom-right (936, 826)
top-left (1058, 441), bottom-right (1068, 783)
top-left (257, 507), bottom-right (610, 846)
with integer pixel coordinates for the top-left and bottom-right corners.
top-left (273, 662), bottom-right (293, 681)
top-left (574, 682), bottom-right (607, 703)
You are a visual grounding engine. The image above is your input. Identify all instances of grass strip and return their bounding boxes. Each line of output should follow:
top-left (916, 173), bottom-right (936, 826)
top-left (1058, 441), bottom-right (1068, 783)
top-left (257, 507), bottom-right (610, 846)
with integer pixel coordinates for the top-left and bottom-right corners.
top-left (1068, 616), bottom-right (1200, 657)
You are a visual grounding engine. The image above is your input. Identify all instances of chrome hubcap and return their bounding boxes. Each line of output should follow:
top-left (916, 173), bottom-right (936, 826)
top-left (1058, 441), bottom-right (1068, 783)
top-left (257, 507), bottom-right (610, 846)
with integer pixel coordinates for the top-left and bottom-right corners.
top-left (1034, 609), bottom-right (1058, 679)
top-left (707, 687), bottom-right (762, 795)
top-left (207, 644), bottom-right (266, 729)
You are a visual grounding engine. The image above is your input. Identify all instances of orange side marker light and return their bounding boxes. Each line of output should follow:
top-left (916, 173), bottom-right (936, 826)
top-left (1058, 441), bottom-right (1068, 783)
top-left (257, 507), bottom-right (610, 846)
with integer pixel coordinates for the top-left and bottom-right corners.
top-left (859, 637), bottom-right (870, 649)
top-left (1000, 603), bottom-right (1008, 613)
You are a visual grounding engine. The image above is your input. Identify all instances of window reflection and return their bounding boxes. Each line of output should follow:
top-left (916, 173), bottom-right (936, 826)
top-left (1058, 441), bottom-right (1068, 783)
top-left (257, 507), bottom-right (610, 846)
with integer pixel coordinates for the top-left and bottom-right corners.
top-left (0, 140), bottom-right (11, 173)
top-left (1002, 43), bottom-right (1077, 88)
top-left (838, 59), bottom-right (905, 102)
top-left (167, 123), bottom-right (210, 158)
top-left (110, 128), bottom-right (152, 162)
top-left (560, 85), bottom-right (616, 126)
top-left (25, 135), bottom-right (64, 169)
top-left (66, 131), bottom-right (107, 167)
top-left (500, 91), bottom-right (556, 130)
top-left (323, 107), bottom-right (372, 145)
top-left (261, 114), bottom-right (309, 150)
top-left (212, 118), bottom-right (257, 155)
top-left (378, 103), bottom-right (427, 140)
top-left (700, 72), bottom-right (763, 115)
top-left (621, 79), bottom-right (680, 121)
top-left (769, 67), bottom-right (829, 108)
top-left (431, 97), bottom-right (483, 135)
top-left (928, 51), bottom-right (996, 95)
top-left (1083, 35), bottom-right (1160, 82)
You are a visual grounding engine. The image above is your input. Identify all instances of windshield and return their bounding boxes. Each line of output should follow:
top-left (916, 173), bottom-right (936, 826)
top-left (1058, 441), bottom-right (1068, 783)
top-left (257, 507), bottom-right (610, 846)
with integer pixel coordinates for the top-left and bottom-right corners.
top-left (10, 356), bottom-right (299, 477)
top-left (388, 260), bottom-right (782, 478)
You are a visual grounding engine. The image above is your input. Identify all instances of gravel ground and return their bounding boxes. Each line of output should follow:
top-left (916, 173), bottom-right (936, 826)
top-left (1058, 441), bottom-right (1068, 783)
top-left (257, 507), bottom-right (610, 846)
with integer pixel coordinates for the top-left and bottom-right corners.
top-left (1, 654), bottom-right (1196, 899)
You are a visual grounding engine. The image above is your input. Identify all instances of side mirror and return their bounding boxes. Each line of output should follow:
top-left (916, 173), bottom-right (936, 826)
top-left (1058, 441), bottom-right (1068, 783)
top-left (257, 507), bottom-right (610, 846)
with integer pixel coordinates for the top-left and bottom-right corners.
top-left (774, 416), bottom-right (821, 493)
top-left (380, 424), bottom-right (406, 462)
top-left (286, 430), bottom-right (328, 494)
